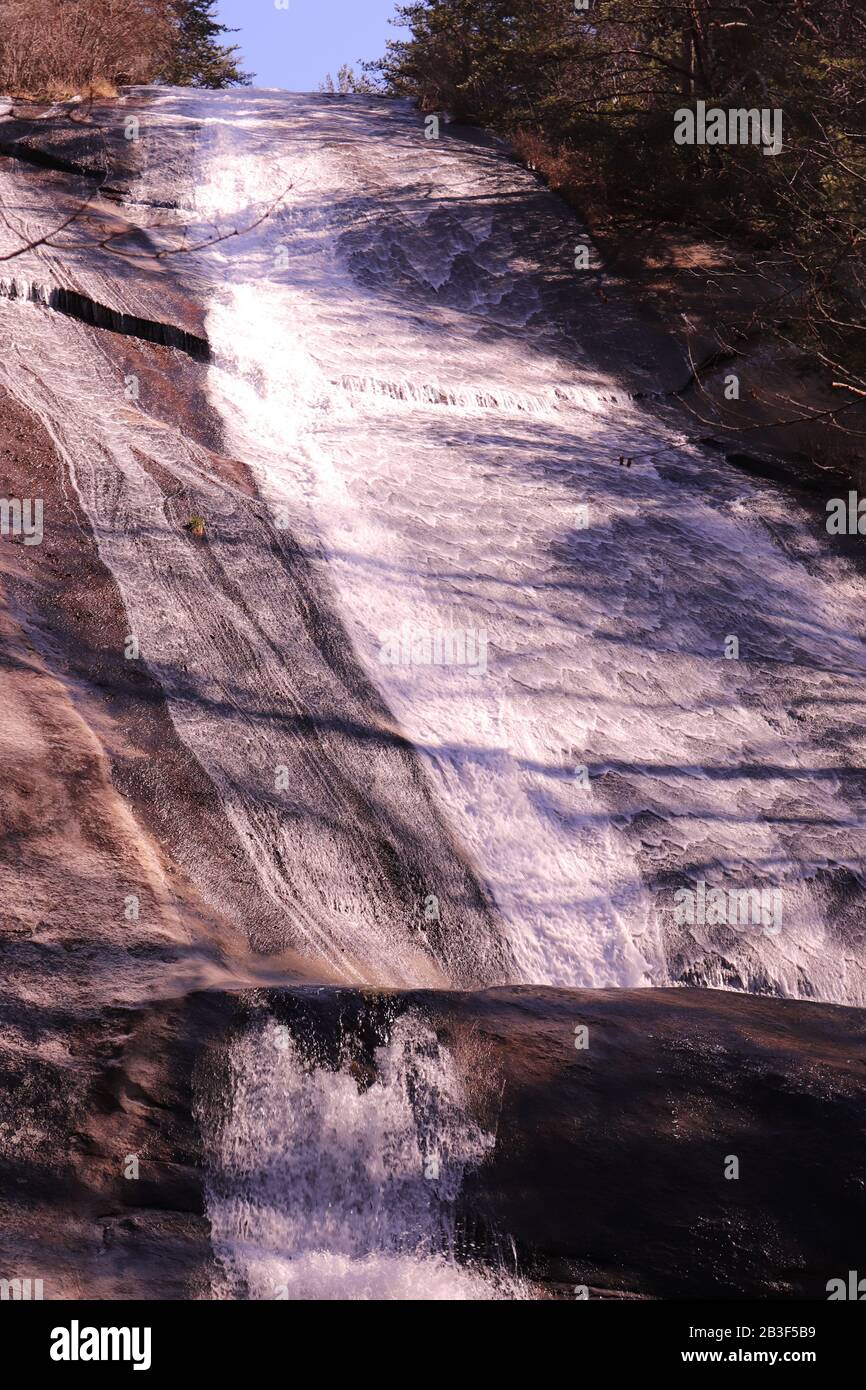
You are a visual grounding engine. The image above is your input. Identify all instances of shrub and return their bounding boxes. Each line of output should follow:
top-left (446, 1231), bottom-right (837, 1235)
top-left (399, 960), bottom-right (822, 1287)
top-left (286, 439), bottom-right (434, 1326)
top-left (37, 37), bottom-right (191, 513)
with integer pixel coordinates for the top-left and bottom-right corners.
top-left (0, 0), bottom-right (175, 98)
top-left (0, 0), bottom-right (249, 98)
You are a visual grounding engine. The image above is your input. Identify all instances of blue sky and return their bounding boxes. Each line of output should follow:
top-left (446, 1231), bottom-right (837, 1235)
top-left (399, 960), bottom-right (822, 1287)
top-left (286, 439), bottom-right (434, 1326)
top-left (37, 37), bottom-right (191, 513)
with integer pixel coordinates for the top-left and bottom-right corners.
top-left (216, 1), bottom-right (406, 92)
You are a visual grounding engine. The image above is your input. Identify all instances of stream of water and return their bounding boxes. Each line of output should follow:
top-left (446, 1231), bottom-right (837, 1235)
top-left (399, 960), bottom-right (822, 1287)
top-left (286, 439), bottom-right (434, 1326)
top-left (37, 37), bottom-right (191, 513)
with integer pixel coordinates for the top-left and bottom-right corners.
top-left (2, 87), bottom-right (866, 1297)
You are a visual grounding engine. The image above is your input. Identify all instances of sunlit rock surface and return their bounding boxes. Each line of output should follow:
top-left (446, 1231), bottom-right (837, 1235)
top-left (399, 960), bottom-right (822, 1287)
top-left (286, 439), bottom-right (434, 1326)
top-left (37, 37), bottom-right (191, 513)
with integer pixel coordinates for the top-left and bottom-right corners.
top-left (1, 89), bottom-right (865, 1301)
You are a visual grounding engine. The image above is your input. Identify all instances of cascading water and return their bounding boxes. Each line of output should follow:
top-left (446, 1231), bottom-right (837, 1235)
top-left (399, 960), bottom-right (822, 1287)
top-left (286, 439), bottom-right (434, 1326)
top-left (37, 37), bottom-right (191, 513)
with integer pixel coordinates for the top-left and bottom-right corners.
top-left (178, 89), bottom-right (866, 1004)
top-left (3, 85), bottom-right (866, 1299)
top-left (203, 1009), bottom-right (523, 1301)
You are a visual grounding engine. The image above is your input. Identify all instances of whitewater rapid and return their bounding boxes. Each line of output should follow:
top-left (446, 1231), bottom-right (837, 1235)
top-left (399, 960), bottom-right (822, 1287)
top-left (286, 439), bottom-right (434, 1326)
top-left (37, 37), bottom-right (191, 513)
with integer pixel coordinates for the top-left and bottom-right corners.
top-left (4, 83), bottom-right (866, 1304)
top-left (201, 1006), bottom-right (523, 1301)
top-left (1, 87), bottom-right (866, 1001)
top-left (182, 89), bottom-right (866, 1001)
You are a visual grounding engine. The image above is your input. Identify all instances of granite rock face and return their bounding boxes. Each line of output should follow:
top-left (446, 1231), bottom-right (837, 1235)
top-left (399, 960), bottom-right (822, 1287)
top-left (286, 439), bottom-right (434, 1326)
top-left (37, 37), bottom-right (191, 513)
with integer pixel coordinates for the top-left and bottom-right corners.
top-left (245, 985), bottom-right (866, 1300)
top-left (1, 92), bottom-right (865, 1303)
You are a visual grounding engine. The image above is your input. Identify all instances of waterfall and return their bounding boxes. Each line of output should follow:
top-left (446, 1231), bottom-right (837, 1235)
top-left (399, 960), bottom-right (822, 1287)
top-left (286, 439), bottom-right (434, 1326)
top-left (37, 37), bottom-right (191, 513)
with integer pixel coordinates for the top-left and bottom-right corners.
top-left (187, 91), bottom-right (866, 1003)
top-left (203, 1009), bottom-right (523, 1301)
top-left (4, 83), bottom-right (866, 1302)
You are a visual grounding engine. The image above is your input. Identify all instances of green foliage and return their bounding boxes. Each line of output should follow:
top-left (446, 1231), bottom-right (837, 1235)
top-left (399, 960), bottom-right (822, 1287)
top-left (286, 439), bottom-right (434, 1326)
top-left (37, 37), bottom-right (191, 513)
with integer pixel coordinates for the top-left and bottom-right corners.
top-left (319, 64), bottom-right (379, 96)
top-left (161, 0), bottom-right (252, 88)
top-left (374, 1), bottom-right (866, 389)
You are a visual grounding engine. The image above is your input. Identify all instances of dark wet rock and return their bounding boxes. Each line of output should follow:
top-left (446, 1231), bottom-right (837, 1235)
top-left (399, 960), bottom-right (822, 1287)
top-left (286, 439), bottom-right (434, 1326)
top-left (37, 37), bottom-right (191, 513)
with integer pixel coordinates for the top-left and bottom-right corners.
top-left (252, 984), bottom-right (866, 1300)
top-left (0, 103), bottom-right (141, 191)
top-left (49, 286), bottom-right (210, 359)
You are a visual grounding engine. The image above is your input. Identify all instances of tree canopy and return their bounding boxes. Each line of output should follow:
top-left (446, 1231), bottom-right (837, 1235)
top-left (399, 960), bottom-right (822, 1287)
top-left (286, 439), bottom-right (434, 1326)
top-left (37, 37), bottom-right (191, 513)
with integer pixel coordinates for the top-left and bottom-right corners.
top-left (161, 0), bottom-right (251, 88)
top-left (368, 1), bottom-right (866, 397)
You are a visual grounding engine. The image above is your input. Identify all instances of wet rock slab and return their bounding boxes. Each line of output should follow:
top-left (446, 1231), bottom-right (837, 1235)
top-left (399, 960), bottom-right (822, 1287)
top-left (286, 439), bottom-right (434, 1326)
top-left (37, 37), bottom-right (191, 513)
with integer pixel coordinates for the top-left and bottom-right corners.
top-left (260, 984), bottom-right (866, 1299)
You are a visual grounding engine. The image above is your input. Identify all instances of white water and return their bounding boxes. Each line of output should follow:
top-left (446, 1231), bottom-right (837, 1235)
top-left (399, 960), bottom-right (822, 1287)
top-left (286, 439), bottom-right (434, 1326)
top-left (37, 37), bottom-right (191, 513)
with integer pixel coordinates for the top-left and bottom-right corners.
top-left (2, 88), bottom-right (866, 998)
top-left (4, 85), bottom-right (866, 1300)
top-left (178, 90), bottom-right (866, 1002)
top-left (205, 1010), bottom-right (522, 1300)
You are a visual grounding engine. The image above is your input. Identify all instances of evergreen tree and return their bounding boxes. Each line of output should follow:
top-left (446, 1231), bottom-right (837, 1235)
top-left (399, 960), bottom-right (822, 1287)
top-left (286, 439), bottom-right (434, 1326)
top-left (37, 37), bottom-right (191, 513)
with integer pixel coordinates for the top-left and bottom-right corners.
top-left (372, 2), bottom-right (866, 396)
top-left (162, 0), bottom-right (252, 88)
top-left (319, 64), bottom-right (379, 96)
